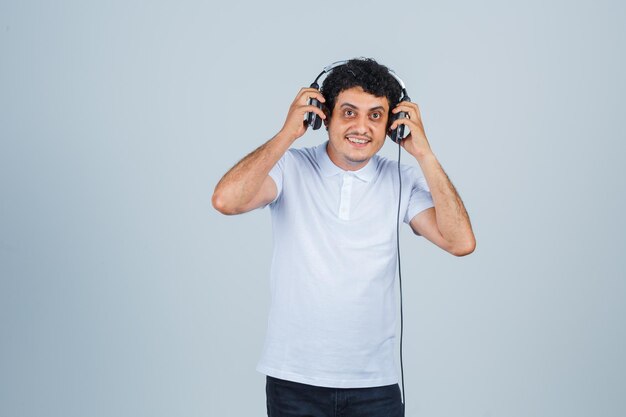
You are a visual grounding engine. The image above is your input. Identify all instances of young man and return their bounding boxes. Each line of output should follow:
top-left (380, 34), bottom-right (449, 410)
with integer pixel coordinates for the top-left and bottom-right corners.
top-left (213, 58), bottom-right (475, 417)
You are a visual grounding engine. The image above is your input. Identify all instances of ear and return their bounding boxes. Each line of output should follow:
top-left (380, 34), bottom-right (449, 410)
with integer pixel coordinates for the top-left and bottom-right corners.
top-left (323, 106), bottom-right (330, 129)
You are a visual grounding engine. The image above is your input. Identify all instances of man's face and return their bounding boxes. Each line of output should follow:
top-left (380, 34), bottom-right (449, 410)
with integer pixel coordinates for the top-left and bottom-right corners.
top-left (325, 86), bottom-right (390, 171)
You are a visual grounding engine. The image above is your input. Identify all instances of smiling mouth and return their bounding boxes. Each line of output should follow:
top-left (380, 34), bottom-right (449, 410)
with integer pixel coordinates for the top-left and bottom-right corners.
top-left (346, 136), bottom-right (370, 145)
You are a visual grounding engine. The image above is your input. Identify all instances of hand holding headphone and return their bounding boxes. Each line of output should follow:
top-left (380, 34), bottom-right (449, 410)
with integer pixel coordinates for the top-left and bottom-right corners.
top-left (389, 100), bottom-right (433, 161)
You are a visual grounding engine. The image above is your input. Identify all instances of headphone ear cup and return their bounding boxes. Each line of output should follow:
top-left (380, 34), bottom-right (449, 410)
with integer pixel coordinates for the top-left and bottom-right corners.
top-left (306, 97), bottom-right (324, 130)
top-left (389, 112), bottom-right (408, 143)
top-left (312, 115), bottom-right (323, 130)
top-left (389, 96), bottom-right (410, 143)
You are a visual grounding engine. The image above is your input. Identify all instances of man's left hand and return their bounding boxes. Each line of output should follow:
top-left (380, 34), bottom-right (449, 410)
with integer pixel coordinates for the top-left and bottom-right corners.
top-left (389, 101), bottom-right (433, 162)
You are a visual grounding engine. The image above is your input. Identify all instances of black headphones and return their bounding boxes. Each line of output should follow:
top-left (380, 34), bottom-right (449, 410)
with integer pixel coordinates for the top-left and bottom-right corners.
top-left (305, 60), bottom-right (411, 144)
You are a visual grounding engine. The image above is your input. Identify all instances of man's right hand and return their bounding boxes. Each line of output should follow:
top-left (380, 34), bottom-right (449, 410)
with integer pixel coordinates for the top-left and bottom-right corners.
top-left (278, 88), bottom-right (327, 141)
top-left (213, 88), bottom-right (326, 215)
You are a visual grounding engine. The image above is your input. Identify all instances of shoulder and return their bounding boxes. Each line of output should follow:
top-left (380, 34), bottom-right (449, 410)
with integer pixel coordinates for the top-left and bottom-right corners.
top-left (374, 154), bottom-right (423, 179)
top-left (282, 143), bottom-right (324, 168)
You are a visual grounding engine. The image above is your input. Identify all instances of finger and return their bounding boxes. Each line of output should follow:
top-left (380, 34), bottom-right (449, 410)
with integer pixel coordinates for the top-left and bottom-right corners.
top-left (393, 100), bottom-right (419, 110)
top-left (297, 88), bottom-right (326, 103)
top-left (299, 105), bottom-right (327, 119)
top-left (389, 116), bottom-right (416, 131)
top-left (298, 87), bottom-right (322, 95)
top-left (392, 102), bottom-right (420, 117)
top-left (393, 110), bottom-right (421, 125)
top-left (397, 128), bottom-right (414, 147)
top-left (392, 108), bottom-right (417, 120)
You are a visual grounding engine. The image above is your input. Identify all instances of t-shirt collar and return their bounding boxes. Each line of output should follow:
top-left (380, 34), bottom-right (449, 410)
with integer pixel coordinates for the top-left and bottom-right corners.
top-left (316, 141), bottom-right (376, 182)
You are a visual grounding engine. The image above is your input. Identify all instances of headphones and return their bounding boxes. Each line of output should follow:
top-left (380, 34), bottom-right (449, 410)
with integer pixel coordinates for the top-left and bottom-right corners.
top-left (305, 60), bottom-right (411, 144)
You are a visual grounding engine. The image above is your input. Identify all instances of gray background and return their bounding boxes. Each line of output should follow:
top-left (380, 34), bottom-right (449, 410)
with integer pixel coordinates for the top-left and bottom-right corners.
top-left (1, 1), bottom-right (625, 416)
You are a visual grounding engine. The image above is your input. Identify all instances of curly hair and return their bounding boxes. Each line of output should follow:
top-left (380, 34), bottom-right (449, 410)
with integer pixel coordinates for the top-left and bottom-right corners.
top-left (320, 58), bottom-right (403, 121)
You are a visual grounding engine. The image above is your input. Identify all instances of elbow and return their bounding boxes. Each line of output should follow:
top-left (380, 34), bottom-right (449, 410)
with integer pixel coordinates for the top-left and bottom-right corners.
top-left (449, 237), bottom-right (476, 257)
top-left (211, 191), bottom-right (240, 215)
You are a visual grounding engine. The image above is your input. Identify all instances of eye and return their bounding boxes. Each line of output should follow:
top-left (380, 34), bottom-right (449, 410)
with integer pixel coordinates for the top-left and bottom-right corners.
top-left (371, 112), bottom-right (381, 120)
top-left (344, 110), bottom-right (354, 117)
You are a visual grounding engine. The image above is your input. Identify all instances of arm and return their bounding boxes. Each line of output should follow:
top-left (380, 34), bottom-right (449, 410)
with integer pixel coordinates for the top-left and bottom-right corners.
top-left (390, 102), bottom-right (476, 256)
top-left (212, 88), bottom-right (326, 215)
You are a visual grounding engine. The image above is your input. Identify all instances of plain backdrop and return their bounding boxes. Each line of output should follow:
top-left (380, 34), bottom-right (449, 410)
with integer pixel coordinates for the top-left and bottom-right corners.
top-left (1, 1), bottom-right (625, 416)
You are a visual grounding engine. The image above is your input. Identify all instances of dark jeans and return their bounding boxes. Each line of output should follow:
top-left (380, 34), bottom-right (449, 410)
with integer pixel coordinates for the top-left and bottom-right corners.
top-left (266, 376), bottom-right (404, 417)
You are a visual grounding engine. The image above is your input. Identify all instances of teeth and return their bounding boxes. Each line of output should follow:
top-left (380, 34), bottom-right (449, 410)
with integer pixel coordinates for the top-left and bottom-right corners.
top-left (347, 137), bottom-right (367, 144)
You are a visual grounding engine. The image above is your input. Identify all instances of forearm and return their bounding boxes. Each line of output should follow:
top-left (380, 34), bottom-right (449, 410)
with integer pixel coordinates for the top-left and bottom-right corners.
top-left (212, 131), bottom-right (294, 213)
top-left (416, 152), bottom-right (475, 251)
top-left (213, 87), bottom-right (326, 214)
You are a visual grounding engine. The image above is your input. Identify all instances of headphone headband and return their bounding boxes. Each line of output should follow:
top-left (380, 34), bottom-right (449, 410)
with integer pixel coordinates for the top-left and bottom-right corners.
top-left (387, 68), bottom-right (407, 91)
top-left (312, 60), bottom-right (408, 97)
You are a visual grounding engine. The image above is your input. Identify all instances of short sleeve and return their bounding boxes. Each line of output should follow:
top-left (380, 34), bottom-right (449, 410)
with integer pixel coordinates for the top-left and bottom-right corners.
top-left (266, 152), bottom-right (288, 207)
top-left (403, 171), bottom-right (434, 224)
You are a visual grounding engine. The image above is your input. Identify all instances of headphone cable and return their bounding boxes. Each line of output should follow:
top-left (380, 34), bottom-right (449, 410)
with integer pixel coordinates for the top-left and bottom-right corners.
top-left (396, 141), bottom-right (406, 416)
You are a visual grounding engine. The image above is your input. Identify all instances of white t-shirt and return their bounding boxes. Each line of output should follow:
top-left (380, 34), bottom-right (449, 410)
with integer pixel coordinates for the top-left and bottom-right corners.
top-left (256, 141), bottom-right (434, 388)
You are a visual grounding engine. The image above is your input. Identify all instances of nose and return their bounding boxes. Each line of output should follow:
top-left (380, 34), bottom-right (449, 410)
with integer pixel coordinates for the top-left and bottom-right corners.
top-left (353, 113), bottom-right (368, 134)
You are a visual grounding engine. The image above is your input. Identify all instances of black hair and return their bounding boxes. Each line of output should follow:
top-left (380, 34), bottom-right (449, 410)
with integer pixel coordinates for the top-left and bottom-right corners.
top-left (320, 58), bottom-right (403, 122)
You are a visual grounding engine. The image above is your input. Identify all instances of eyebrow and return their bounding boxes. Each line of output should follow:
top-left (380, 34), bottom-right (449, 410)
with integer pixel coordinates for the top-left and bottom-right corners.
top-left (340, 102), bottom-right (387, 112)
